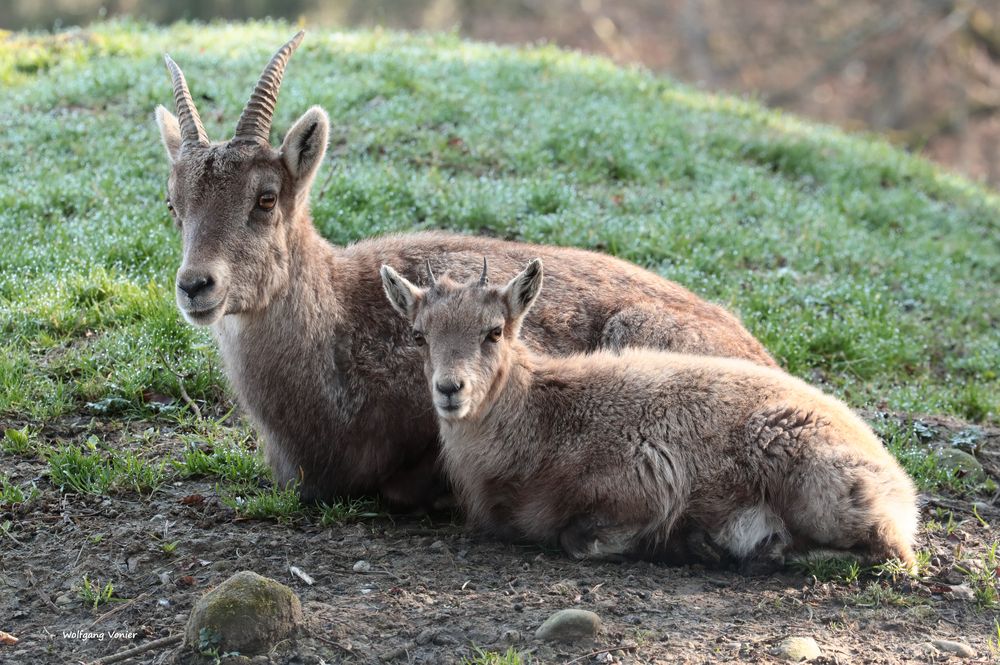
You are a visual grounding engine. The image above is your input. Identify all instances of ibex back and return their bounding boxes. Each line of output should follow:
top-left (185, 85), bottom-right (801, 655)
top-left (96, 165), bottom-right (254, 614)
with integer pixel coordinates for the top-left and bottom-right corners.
top-left (156, 32), bottom-right (777, 507)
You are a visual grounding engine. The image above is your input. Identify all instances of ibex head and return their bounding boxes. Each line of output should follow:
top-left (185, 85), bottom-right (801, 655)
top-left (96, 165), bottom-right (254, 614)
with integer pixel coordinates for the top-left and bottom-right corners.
top-left (155, 32), bottom-right (329, 325)
top-left (380, 258), bottom-right (544, 421)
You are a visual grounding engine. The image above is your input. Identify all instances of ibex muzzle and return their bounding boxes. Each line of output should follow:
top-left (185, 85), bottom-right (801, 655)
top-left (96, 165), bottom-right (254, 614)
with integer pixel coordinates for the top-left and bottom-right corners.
top-left (155, 31), bottom-right (330, 326)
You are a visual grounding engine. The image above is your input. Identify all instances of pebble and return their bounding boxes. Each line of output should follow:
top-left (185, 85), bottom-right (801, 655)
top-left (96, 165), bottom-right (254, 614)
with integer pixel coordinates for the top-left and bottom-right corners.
top-left (500, 628), bottom-right (521, 644)
top-left (771, 636), bottom-right (822, 662)
top-left (415, 628), bottom-right (437, 645)
top-left (973, 501), bottom-right (993, 514)
top-left (534, 609), bottom-right (601, 642)
top-left (352, 560), bottom-right (371, 573)
top-left (946, 584), bottom-right (976, 602)
top-left (932, 640), bottom-right (976, 658)
top-left (55, 594), bottom-right (74, 607)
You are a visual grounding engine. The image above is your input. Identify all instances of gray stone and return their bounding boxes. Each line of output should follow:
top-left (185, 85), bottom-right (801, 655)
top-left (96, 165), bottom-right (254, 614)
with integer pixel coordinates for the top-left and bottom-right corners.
top-left (352, 560), bottom-right (372, 573)
top-left (946, 584), bottom-right (976, 602)
top-left (771, 636), bottom-right (822, 662)
top-left (500, 628), bottom-right (521, 644)
top-left (184, 570), bottom-right (303, 655)
top-left (415, 628), bottom-right (438, 645)
top-left (534, 609), bottom-right (601, 642)
top-left (932, 640), bottom-right (976, 658)
top-left (933, 448), bottom-right (985, 480)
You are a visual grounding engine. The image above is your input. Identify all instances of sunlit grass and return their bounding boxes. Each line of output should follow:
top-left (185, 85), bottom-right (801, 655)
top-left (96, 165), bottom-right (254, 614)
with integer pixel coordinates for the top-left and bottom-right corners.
top-left (0, 20), bottom-right (997, 435)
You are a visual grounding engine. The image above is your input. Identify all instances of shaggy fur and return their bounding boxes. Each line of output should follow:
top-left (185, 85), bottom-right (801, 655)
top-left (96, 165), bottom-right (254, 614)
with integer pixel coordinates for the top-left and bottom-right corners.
top-left (381, 259), bottom-right (919, 567)
top-left (156, 35), bottom-right (776, 507)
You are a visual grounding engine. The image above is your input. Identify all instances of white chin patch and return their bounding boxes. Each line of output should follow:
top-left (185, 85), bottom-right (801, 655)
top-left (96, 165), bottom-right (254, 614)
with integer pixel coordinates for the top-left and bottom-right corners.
top-left (180, 304), bottom-right (225, 326)
top-left (436, 403), bottom-right (470, 420)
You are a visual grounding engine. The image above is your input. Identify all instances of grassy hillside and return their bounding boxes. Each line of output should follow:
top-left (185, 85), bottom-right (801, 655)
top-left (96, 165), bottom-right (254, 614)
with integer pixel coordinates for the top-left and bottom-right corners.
top-left (1, 20), bottom-right (998, 427)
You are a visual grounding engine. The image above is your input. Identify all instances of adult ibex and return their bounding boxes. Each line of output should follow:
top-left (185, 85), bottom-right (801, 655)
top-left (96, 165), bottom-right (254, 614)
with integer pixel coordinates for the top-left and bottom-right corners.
top-left (156, 32), bottom-right (776, 507)
top-left (380, 259), bottom-right (918, 568)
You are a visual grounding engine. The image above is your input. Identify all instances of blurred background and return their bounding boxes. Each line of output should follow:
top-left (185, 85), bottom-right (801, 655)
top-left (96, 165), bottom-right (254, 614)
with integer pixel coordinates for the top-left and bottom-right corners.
top-left (5, 0), bottom-right (1000, 187)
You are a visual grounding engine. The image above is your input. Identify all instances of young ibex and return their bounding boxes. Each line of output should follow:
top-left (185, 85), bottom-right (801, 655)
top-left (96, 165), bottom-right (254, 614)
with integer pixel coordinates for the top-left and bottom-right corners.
top-left (380, 259), bottom-right (919, 568)
top-left (155, 32), bottom-right (776, 507)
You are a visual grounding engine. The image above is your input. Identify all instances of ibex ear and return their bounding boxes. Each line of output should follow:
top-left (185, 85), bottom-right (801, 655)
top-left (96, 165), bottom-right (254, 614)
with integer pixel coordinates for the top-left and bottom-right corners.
top-left (502, 258), bottom-right (543, 323)
top-left (281, 106), bottom-right (329, 191)
top-left (155, 106), bottom-right (182, 163)
top-left (380, 265), bottom-right (424, 322)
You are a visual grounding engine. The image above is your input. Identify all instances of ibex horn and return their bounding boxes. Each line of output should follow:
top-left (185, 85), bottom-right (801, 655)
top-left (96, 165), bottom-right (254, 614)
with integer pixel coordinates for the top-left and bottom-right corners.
top-left (163, 54), bottom-right (209, 150)
top-left (425, 259), bottom-right (437, 286)
top-left (232, 30), bottom-right (305, 145)
top-left (479, 257), bottom-right (489, 287)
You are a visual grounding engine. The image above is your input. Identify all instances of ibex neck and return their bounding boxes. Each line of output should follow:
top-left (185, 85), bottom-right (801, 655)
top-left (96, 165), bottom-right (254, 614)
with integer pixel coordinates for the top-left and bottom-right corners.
top-left (476, 343), bottom-right (535, 425)
top-left (237, 208), bottom-right (345, 329)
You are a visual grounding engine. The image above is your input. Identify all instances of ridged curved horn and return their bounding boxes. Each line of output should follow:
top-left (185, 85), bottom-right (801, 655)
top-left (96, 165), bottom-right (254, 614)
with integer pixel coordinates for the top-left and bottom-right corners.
top-left (232, 31), bottom-right (305, 145)
top-left (163, 54), bottom-right (209, 149)
top-left (479, 257), bottom-right (489, 287)
top-left (425, 259), bottom-right (437, 287)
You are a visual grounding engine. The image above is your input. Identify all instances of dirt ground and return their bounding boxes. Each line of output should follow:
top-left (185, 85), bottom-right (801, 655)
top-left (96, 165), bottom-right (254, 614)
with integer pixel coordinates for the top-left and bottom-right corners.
top-left (1, 414), bottom-right (998, 665)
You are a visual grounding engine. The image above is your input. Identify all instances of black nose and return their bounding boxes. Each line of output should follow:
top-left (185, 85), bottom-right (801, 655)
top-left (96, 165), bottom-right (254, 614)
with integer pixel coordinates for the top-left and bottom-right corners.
top-left (177, 275), bottom-right (214, 298)
top-left (435, 379), bottom-right (464, 396)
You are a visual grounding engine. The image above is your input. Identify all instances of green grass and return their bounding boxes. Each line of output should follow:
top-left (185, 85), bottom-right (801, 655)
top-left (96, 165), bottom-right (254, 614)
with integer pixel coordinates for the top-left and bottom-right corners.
top-left (955, 541), bottom-right (999, 609)
top-left (2, 427), bottom-right (36, 455)
top-left (318, 498), bottom-right (387, 526)
top-left (464, 647), bottom-right (529, 665)
top-left (222, 483), bottom-right (304, 523)
top-left (848, 581), bottom-right (926, 608)
top-left (0, 474), bottom-right (39, 506)
top-left (0, 21), bottom-right (998, 488)
top-left (76, 574), bottom-right (120, 610)
top-left (47, 438), bottom-right (165, 495)
top-left (172, 433), bottom-right (269, 485)
top-left (792, 555), bottom-right (863, 584)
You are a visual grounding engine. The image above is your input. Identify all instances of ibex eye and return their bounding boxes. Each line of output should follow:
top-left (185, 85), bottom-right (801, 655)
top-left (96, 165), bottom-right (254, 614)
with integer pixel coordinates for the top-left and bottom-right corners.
top-left (412, 330), bottom-right (426, 347)
top-left (166, 199), bottom-right (174, 213)
top-left (486, 327), bottom-right (502, 343)
top-left (258, 193), bottom-right (277, 211)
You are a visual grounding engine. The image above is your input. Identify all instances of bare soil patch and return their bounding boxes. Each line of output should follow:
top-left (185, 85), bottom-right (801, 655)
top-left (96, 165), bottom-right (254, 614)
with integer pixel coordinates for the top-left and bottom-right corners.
top-left (2, 415), bottom-right (998, 664)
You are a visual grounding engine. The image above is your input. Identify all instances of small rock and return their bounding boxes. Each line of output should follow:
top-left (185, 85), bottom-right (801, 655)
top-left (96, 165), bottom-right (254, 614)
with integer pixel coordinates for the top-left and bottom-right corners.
top-left (500, 628), bottom-right (521, 644)
top-left (415, 628), bottom-right (437, 645)
top-left (932, 639), bottom-right (976, 658)
top-left (946, 584), bottom-right (976, 602)
top-left (973, 501), bottom-right (992, 511)
top-left (534, 609), bottom-right (601, 642)
top-left (771, 636), bottom-right (822, 662)
top-left (55, 594), bottom-right (74, 607)
top-left (429, 540), bottom-right (448, 552)
top-left (352, 560), bottom-right (371, 573)
top-left (184, 570), bottom-right (303, 655)
top-left (933, 449), bottom-right (985, 481)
